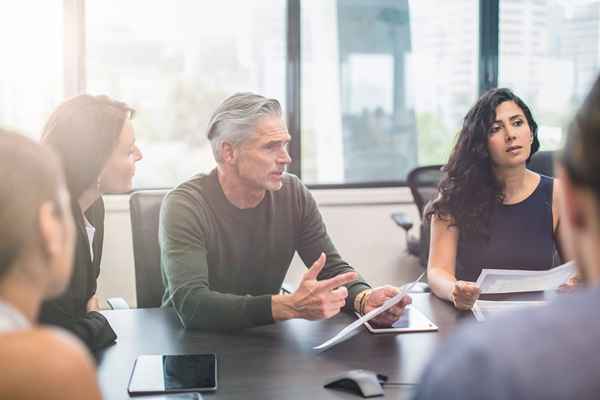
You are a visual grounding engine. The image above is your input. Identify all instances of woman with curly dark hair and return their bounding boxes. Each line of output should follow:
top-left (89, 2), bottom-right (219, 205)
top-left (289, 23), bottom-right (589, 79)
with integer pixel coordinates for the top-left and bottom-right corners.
top-left (427, 88), bottom-right (568, 310)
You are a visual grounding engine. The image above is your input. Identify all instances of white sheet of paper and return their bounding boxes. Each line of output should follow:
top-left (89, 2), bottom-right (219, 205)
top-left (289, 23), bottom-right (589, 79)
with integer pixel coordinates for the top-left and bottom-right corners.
top-left (475, 261), bottom-right (576, 294)
top-left (472, 300), bottom-right (546, 322)
top-left (313, 272), bottom-right (425, 351)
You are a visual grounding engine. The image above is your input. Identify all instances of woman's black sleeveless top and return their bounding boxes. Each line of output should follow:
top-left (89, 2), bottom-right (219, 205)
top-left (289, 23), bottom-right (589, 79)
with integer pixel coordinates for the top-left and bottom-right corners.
top-left (456, 175), bottom-right (558, 282)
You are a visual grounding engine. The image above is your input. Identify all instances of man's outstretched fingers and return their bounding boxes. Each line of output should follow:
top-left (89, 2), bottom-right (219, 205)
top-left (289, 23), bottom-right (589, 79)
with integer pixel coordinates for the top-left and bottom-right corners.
top-left (318, 271), bottom-right (358, 292)
top-left (303, 252), bottom-right (327, 280)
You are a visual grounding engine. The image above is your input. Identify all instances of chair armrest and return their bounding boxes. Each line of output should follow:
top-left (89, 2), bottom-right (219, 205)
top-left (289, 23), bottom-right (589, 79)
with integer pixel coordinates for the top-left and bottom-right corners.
top-left (390, 212), bottom-right (413, 232)
top-left (106, 297), bottom-right (130, 310)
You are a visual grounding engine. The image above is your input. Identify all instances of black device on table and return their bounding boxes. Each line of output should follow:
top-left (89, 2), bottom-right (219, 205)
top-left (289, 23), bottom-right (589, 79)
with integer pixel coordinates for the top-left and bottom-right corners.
top-left (128, 354), bottom-right (217, 395)
top-left (324, 369), bottom-right (385, 398)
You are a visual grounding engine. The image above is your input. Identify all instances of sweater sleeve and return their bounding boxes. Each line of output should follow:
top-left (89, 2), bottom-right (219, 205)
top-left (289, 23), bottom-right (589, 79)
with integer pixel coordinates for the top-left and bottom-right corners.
top-left (293, 178), bottom-right (371, 311)
top-left (159, 191), bottom-right (273, 331)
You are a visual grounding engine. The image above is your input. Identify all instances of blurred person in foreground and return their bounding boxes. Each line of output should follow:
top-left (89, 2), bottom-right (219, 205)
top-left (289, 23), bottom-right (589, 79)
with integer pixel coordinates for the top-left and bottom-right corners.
top-left (0, 131), bottom-right (101, 399)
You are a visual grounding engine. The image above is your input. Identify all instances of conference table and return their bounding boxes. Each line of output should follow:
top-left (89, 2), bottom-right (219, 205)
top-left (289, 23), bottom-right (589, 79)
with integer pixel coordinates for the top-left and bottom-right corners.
top-left (97, 293), bottom-right (474, 399)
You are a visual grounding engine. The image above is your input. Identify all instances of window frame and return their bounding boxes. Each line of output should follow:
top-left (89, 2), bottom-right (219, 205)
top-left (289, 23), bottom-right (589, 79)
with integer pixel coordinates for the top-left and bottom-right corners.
top-left (64, 0), bottom-right (86, 98)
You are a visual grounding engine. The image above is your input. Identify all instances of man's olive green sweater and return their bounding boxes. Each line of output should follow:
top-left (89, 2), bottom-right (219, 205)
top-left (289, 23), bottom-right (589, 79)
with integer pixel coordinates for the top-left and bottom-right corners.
top-left (159, 169), bottom-right (370, 330)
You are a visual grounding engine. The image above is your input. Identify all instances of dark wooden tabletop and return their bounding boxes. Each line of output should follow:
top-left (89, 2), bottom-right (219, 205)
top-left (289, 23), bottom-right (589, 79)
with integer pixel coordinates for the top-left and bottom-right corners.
top-left (98, 293), bottom-right (471, 399)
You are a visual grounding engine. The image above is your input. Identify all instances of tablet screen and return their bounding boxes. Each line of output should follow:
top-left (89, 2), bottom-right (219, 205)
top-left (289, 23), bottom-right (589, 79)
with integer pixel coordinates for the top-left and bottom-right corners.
top-left (360, 305), bottom-right (438, 333)
top-left (128, 354), bottom-right (217, 394)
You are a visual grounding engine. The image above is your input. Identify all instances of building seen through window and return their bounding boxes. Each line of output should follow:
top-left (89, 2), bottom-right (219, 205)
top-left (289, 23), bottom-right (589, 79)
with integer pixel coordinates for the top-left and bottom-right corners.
top-left (301, 0), bottom-right (479, 184)
top-left (499, 0), bottom-right (600, 151)
top-left (1, 1), bottom-right (600, 187)
top-left (86, 0), bottom-right (286, 188)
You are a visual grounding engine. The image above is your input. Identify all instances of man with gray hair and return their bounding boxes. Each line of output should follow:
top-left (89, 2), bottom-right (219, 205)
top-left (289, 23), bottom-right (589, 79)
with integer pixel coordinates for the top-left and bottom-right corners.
top-left (159, 92), bottom-right (410, 330)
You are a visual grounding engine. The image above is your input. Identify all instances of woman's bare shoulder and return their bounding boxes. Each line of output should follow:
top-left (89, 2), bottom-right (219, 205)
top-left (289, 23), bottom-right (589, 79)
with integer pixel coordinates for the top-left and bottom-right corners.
top-left (0, 328), bottom-right (101, 400)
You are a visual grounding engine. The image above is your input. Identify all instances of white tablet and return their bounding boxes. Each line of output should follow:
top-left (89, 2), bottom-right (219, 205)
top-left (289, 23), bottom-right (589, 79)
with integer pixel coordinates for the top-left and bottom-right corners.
top-left (358, 305), bottom-right (438, 334)
top-left (128, 354), bottom-right (217, 395)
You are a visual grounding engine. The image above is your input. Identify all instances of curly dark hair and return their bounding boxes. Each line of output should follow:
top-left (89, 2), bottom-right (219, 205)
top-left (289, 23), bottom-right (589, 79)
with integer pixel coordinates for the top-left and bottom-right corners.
top-left (427, 88), bottom-right (540, 240)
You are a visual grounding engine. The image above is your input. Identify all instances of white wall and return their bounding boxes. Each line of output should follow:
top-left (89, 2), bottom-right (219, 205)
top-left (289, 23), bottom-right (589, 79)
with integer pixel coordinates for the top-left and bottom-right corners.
top-left (97, 187), bottom-right (423, 308)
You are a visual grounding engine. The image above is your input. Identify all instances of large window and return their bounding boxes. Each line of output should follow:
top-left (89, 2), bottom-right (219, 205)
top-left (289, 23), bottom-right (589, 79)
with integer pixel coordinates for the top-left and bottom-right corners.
top-left (499, 0), bottom-right (600, 151)
top-left (4, 1), bottom-right (599, 188)
top-left (301, 0), bottom-right (479, 185)
top-left (0, 1), bottom-right (63, 137)
top-left (86, 1), bottom-right (286, 188)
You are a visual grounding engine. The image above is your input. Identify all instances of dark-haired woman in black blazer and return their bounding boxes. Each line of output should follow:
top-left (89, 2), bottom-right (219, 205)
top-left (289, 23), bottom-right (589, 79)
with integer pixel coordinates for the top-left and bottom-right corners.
top-left (40, 94), bottom-right (143, 351)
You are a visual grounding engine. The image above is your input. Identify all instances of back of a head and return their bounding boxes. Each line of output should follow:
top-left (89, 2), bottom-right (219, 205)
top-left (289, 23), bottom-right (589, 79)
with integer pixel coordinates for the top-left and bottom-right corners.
top-left (563, 77), bottom-right (600, 203)
top-left (0, 132), bottom-right (100, 399)
top-left (0, 130), bottom-right (64, 281)
top-left (41, 94), bottom-right (134, 199)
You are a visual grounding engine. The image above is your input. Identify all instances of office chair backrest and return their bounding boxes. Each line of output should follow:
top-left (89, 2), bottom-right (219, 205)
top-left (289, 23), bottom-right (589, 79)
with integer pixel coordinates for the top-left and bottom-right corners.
top-left (528, 150), bottom-right (555, 177)
top-left (129, 190), bottom-right (169, 308)
top-left (407, 165), bottom-right (444, 218)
